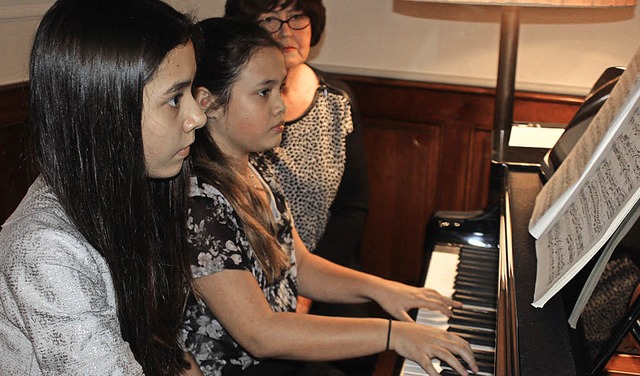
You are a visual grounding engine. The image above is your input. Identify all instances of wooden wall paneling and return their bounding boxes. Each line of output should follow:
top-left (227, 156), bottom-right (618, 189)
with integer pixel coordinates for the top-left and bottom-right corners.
top-left (435, 119), bottom-right (474, 211)
top-left (0, 83), bottom-right (34, 224)
top-left (361, 117), bottom-right (441, 285)
top-left (466, 127), bottom-right (493, 209)
top-left (512, 93), bottom-right (583, 125)
top-left (336, 74), bottom-right (582, 284)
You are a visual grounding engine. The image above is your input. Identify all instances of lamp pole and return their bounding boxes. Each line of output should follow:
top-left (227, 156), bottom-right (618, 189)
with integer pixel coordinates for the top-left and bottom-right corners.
top-left (492, 6), bottom-right (520, 163)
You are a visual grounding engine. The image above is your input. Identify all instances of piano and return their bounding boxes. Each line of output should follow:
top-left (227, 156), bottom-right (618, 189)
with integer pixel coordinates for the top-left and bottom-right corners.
top-left (394, 67), bottom-right (640, 376)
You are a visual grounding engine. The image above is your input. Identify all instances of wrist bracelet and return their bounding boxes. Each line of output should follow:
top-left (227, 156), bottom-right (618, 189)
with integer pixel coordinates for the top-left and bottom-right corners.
top-left (385, 319), bottom-right (392, 351)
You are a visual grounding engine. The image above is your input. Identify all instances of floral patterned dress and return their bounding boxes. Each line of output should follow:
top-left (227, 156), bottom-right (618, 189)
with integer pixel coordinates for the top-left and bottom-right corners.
top-left (182, 156), bottom-right (298, 376)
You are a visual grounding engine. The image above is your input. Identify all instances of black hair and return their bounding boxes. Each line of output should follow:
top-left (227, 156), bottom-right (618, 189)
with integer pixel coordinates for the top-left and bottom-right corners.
top-left (225, 0), bottom-right (326, 46)
top-left (29, 0), bottom-right (195, 373)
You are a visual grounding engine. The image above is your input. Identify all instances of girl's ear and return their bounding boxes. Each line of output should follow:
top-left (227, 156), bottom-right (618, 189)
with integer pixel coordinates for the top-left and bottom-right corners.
top-left (195, 86), bottom-right (224, 121)
top-left (195, 86), bottom-right (214, 111)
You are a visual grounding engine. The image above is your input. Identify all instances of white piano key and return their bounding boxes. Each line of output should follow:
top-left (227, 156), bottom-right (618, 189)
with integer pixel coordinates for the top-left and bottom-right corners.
top-left (398, 247), bottom-right (497, 375)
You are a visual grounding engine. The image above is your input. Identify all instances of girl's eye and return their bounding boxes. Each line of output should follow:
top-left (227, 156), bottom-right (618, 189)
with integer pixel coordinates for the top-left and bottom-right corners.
top-left (258, 88), bottom-right (270, 97)
top-left (168, 93), bottom-right (183, 107)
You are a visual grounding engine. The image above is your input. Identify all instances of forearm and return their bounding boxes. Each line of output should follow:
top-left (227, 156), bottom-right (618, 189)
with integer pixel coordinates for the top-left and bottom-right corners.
top-left (249, 312), bottom-right (389, 361)
top-left (296, 251), bottom-right (385, 304)
top-left (295, 239), bottom-right (460, 322)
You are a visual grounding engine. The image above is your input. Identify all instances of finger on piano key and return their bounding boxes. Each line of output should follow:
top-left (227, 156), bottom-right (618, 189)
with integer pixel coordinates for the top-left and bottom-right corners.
top-left (452, 293), bottom-right (496, 309)
top-left (440, 359), bottom-right (494, 376)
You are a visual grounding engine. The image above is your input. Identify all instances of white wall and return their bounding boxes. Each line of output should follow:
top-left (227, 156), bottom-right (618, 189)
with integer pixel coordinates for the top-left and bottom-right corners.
top-left (2, 0), bottom-right (639, 96)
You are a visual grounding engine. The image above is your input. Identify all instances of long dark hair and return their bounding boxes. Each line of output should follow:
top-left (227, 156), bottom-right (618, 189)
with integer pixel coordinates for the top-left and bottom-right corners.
top-left (225, 0), bottom-right (326, 46)
top-left (29, 0), bottom-right (194, 373)
top-left (192, 18), bottom-right (288, 282)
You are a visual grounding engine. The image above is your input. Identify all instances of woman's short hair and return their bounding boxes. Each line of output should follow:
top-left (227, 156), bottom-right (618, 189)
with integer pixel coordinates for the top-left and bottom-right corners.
top-left (224, 0), bottom-right (326, 46)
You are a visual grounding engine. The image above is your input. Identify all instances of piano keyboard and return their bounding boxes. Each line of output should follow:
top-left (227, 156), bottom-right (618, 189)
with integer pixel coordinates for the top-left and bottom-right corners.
top-left (399, 244), bottom-right (499, 376)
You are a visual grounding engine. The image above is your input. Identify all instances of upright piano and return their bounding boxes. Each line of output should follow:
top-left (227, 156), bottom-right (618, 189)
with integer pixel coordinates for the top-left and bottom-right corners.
top-left (394, 67), bottom-right (640, 376)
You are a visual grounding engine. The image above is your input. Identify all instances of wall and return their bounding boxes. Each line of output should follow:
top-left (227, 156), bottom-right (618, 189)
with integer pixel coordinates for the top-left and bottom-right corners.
top-left (1, 0), bottom-right (638, 95)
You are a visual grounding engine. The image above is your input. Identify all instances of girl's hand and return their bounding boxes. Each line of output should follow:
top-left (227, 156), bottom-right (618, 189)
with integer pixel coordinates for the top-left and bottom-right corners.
top-left (391, 321), bottom-right (478, 376)
top-left (374, 280), bottom-right (462, 322)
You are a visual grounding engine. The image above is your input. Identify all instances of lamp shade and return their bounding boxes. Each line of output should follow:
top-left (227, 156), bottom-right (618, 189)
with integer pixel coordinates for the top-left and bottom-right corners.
top-left (404, 0), bottom-right (635, 7)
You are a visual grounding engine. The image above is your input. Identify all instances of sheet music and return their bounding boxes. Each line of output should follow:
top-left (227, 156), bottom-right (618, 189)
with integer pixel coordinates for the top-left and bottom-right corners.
top-left (529, 49), bottom-right (640, 239)
top-left (567, 197), bottom-right (640, 328)
top-left (533, 103), bottom-right (640, 307)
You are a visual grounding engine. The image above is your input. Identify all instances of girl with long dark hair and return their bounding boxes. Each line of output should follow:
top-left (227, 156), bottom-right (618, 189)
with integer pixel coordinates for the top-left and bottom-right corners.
top-left (0, 0), bottom-right (206, 374)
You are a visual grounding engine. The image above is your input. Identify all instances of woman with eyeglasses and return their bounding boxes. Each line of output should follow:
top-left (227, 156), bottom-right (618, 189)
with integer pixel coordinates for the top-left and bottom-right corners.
top-left (224, 1), bottom-right (372, 372)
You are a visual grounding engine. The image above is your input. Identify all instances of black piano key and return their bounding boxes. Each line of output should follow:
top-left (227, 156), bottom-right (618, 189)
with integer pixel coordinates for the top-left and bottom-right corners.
top-left (448, 321), bottom-right (495, 336)
top-left (460, 244), bottom-right (499, 253)
top-left (473, 348), bottom-right (496, 356)
top-left (457, 264), bottom-right (498, 277)
top-left (447, 330), bottom-right (495, 347)
top-left (454, 287), bottom-right (497, 299)
top-left (455, 280), bottom-right (497, 292)
top-left (453, 291), bottom-right (495, 302)
top-left (452, 293), bottom-right (495, 308)
top-left (457, 264), bottom-right (497, 276)
top-left (455, 274), bottom-right (495, 287)
top-left (459, 253), bottom-right (498, 265)
top-left (453, 282), bottom-right (497, 297)
top-left (449, 317), bottom-right (496, 331)
top-left (460, 248), bottom-right (499, 260)
top-left (458, 253), bottom-right (498, 265)
top-left (440, 347), bottom-right (496, 374)
top-left (448, 324), bottom-right (495, 337)
top-left (441, 359), bottom-right (495, 375)
top-left (455, 268), bottom-right (496, 280)
top-left (452, 307), bottom-right (496, 320)
top-left (474, 350), bottom-right (495, 364)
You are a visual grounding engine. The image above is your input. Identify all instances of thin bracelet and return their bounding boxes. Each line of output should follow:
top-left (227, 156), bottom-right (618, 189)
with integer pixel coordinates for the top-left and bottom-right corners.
top-left (385, 319), bottom-right (392, 351)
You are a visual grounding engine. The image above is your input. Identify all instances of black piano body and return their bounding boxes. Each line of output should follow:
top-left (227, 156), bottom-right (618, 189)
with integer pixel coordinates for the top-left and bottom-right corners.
top-left (394, 66), bottom-right (640, 375)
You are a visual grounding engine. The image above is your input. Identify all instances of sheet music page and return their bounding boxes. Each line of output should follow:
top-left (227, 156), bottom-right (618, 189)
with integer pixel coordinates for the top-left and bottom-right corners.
top-left (567, 197), bottom-right (640, 328)
top-left (529, 50), bottom-right (640, 239)
top-left (532, 104), bottom-right (640, 307)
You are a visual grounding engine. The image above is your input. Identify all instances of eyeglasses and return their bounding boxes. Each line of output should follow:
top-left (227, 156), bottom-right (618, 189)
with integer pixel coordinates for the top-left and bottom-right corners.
top-left (258, 14), bottom-right (310, 33)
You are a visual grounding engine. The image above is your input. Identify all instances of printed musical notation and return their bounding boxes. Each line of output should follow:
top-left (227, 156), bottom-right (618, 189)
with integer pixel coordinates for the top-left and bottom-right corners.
top-left (529, 50), bottom-right (640, 239)
top-left (528, 47), bottom-right (640, 308)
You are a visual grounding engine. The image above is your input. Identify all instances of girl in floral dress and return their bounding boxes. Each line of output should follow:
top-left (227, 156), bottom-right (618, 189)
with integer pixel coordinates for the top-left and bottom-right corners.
top-left (181, 17), bottom-right (478, 376)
